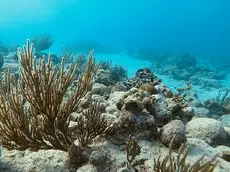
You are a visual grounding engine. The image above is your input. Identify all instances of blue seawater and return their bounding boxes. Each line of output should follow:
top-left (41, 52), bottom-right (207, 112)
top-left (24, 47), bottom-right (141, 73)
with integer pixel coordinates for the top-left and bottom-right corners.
top-left (0, 1), bottom-right (229, 106)
top-left (0, 0), bottom-right (229, 113)
top-left (0, 0), bottom-right (230, 59)
top-left (0, 1), bottom-right (230, 171)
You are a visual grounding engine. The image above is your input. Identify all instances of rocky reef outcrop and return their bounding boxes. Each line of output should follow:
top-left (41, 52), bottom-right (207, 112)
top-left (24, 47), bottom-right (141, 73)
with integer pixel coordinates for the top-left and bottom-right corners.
top-left (151, 53), bottom-right (227, 89)
top-left (1, 42), bottom-right (230, 172)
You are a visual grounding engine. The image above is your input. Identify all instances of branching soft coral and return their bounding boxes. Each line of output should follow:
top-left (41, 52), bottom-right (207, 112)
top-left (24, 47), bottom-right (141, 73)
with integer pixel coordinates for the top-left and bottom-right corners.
top-left (123, 136), bottom-right (147, 171)
top-left (0, 66), bottom-right (47, 150)
top-left (153, 136), bottom-right (217, 172)
top-left (0, 39), bottom-right (95, 151)
top-left (32, 34), bottom-right (54, 52)
top-left (73, 102), bottom-right (114, 147)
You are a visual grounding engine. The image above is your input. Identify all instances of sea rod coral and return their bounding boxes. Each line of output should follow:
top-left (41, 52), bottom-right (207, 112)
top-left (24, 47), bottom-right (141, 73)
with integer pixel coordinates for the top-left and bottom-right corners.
top-left (0, 39), bottom-right (112, 152)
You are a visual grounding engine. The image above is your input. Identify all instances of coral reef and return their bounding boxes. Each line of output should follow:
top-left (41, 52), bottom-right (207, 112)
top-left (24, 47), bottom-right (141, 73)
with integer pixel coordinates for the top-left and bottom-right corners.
top-left (202, 88), bottom-right (230, 116)
top-left (0, 42), bottom-right (18, 56)
top-left (122, 68), bottom-right (160, 89)
top-left (150, 53), bottom-right (227, 89)
top-left (94, 62), bottom-right (128, 86)
top-left (80, 68), bottom-right (195, 149)
top-left (0, 41), bottom-right (230, 171)
top-left (0, 42), bottom-right (18, 70)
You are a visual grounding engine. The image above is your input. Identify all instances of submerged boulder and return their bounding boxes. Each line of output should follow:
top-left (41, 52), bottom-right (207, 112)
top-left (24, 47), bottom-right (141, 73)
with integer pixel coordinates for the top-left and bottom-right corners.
top-left (91, 83), bottom-right (108, 96)
top-left (89, 149), bottom-right (111, 172)
top-left (114, 111), bottom-right (157, 140)
top-left (192, 107), bottom-right (210, 117)
top-left (186, 118), bottom-right (228, 146)
top-left (221, 114), bottom-right (230, 127)
top-left (154, 99), bottom-right (172, 126)
top-left (94, 69), bottom-right (111, 86)
top-left (160, 120), bottom-right (186, 148)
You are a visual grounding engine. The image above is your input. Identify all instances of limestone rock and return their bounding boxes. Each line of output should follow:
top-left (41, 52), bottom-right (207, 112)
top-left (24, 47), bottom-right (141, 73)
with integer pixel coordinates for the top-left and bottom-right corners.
top-left (160, 120), bottom-right (186, 148)
top-left (0, 148), bottom-right (68, 172)
top-left (221, 114), bottom-right (230, 127)
top-left (192, 107), bottom-right (210, 117)
top-left (89, 149), bottom-right (111, 172)
top-left (186, 118), bottom-right (228, 146)
top-left (115, 111), bottom-right (157, 139)
top-left (112, 82), bottom-right (127, 92)
top-left (154, 100), bottom-right (172, 126)
top-left (77, 164), bottom-right (97, 172)
top-left (94, 69), bottom-right (111, 86)
top-left (91, 83), bottom-right (108, 95)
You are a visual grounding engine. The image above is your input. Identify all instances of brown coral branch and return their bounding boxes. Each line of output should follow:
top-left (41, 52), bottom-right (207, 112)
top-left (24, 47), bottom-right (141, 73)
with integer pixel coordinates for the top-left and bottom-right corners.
top-left (72, 102), bottom-right (113, 147)
top-left (122, 136), bottom-right (147, 171)
top-left (0, 67), bottom-right (50, 150)
top-left (32, 34), bottom-right (54, 52)
top-left (153, 135), bottom-right (218, 172)
top-left (0, 39), bottom-right (96, 151)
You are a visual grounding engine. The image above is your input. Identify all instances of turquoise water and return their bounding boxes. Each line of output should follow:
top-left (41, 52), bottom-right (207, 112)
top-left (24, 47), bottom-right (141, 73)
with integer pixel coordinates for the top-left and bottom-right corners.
top-left (0, 0), bottom-right (229, 95)
top-left (0, 0), bottom-right (230, 57)
top-left (1, 1), bottom-right (230, 171)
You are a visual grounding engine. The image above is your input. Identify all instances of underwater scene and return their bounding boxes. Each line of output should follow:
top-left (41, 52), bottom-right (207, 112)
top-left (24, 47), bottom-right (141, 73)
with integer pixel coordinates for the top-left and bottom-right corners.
top-left (0, 0), bottom-right (230, 171)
